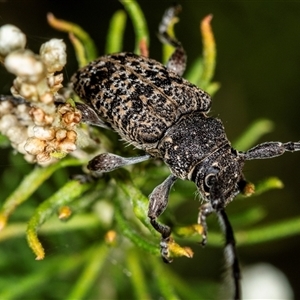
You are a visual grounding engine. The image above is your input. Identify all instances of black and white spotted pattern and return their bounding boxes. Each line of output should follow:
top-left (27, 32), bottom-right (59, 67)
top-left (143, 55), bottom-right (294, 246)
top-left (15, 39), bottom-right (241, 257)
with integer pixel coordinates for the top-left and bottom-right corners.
top-left (71, 52), bottom-right (211, 151)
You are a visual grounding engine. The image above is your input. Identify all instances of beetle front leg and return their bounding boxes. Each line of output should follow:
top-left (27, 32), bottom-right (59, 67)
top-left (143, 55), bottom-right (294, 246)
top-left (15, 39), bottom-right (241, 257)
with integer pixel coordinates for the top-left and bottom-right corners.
top-left (243, 141), bottom-right (300, 160)
top-left (148, 174), bottom-right (177, 263)
top-left (197, 202), bottom-right (214, 246)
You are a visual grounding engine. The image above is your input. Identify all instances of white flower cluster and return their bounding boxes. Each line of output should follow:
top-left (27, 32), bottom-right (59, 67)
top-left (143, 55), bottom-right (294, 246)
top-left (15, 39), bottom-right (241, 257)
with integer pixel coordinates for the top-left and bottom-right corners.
top-left (0, 24), bottom-right (81, 164)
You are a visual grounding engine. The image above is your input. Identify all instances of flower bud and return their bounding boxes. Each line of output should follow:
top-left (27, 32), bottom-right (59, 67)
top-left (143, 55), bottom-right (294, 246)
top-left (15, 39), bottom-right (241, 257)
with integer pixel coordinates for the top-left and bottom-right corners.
top-left (5, 49), bottom-right (46, 83)
top-left (0, 24), bottom-right (26, 57)
top-left (40, 39), bottom-right (66, 73)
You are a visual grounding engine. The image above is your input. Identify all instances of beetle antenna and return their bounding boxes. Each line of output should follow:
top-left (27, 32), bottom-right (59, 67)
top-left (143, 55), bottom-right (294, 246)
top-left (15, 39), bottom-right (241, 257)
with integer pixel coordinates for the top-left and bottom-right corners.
top-left (217, 209), bottom-right (241, 300)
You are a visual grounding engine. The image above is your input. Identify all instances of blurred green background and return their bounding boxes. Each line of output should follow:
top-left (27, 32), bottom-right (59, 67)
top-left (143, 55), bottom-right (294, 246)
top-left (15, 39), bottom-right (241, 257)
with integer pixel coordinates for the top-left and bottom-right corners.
top-left (1, 0), bottom-right (300, 299)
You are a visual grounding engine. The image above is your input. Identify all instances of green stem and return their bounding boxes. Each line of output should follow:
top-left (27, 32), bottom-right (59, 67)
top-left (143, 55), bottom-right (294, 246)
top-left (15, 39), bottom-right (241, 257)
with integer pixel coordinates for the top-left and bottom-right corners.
top-left (0, 214), bottom-right (101, 242)
top-left (67, 243), bottom-right (109, 300)
top-left (0, 253), bottom-right (85, 299)
top-left (105, 10), bottom-right (127, 54)
top-left (254, 177), bottom-right (283, 195)
top-left (151, 256), bottom-right (180, 300)
top-left (199, 15), bottom-right (216, 90)
top-left (230, 206), bottom-right (267, 227)
top-left (0, 158), bottom-right (84, 230)
top-left (120, 0), bottom-right (149, 54)
top-left (197, 215), bottom-right (300, 247)
top-left (26, 179), bottom-right (91, 259)
top-left (47, 13), bottom-right (97, 61)
top-left (185, 57), bottom-right (203, 85)
top-left (114, 205), bottom-right (159, 256)
top-left (69, 33), bottom-right (88, 67)
top-left (236, 216), bottom-right (300, 246)
top-left (114, 169), bottom-right (155, 234)
top-left (126, 250), bottom-right (151, 300)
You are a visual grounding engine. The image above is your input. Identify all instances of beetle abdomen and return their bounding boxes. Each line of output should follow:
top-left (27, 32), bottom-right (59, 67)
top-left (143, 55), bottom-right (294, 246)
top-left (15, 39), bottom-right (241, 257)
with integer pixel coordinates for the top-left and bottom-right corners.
top-left (71, 52), bottom-right (211, 150)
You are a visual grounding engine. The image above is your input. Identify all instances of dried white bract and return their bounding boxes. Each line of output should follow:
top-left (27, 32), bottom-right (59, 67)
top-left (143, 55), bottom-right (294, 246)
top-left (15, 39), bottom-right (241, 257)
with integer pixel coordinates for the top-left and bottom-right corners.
top-left (0, 24), bottom-right (26, 57)
top-left (40, 39), bottom-right (67, 73)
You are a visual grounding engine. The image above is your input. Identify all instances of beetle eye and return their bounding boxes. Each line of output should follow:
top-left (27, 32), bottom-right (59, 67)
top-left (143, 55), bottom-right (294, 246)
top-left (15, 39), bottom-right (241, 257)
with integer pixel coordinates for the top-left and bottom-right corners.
top-left (203, 167), bottom-right (220, 194)
top-left (204, 173), bottom-right (216, 193)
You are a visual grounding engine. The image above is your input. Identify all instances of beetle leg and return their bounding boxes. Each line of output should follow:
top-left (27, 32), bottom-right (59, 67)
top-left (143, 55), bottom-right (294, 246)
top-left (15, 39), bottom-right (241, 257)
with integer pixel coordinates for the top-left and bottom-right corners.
top-left (158, 4), bottom-right (187, 76)
top-left (148, 174), bottom-right (177, 263)
top-left (76, 102), bottom-right (111, 129)
top-left (88, 153), bottom-right (151, 173)
top-left (197, 202), bottom-right (214, 246)
top-left (243, 141), bottom-right (300, 160)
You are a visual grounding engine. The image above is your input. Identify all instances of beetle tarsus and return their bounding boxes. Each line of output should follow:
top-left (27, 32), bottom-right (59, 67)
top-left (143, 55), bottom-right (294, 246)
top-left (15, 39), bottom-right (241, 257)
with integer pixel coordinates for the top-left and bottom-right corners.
top-left (160, 237), bottom-right (173, 263)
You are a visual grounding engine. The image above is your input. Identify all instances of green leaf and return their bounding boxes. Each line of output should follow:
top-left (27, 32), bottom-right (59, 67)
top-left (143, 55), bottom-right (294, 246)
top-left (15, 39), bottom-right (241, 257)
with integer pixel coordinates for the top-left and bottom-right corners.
top-left (105, 10), bottom-right (127, 54)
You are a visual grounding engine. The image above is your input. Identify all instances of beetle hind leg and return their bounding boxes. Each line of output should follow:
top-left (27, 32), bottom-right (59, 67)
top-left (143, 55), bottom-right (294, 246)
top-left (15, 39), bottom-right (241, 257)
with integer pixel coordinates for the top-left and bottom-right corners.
top-left (148, 174), bottom-right (177, 263)
top-left (158, 4), bottom-right (187, 76)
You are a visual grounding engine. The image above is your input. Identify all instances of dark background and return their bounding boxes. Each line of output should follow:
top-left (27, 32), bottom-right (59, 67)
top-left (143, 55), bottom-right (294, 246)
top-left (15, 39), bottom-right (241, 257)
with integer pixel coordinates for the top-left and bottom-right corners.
top-left (1, 0), bottom-right (300, 298)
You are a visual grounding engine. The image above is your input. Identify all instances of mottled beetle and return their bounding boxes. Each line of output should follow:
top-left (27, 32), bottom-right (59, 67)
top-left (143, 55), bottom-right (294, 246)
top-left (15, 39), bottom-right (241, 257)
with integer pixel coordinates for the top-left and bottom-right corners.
top-left (71, 5), bottom-right (300, 300)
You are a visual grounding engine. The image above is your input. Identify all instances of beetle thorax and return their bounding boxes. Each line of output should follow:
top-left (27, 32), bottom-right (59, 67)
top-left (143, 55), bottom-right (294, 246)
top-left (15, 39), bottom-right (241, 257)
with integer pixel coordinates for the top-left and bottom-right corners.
top-left (157, 112), bottom-right (231, 178)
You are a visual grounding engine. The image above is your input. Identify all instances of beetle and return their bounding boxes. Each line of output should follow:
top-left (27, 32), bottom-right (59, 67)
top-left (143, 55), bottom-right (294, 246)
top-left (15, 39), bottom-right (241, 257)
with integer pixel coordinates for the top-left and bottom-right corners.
top-left (71, 5), bottom-right (300, 299)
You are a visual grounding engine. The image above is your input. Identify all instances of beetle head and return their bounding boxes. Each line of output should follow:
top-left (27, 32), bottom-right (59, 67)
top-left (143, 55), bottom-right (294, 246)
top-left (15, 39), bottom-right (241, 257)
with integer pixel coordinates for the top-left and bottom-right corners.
top-left (191, 149), bottom-right (246, 208)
